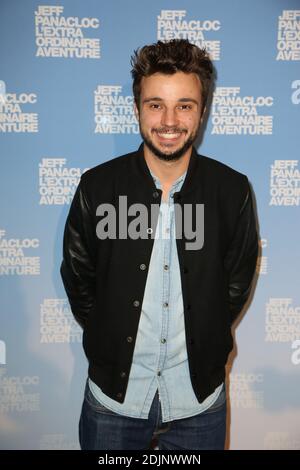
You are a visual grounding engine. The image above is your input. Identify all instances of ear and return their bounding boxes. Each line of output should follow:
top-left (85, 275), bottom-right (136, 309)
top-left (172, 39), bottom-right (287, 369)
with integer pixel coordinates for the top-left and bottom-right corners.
top-left (133, 101), bottom-right (139, 120)
top-left (200, 105), bottom-right (207, 123)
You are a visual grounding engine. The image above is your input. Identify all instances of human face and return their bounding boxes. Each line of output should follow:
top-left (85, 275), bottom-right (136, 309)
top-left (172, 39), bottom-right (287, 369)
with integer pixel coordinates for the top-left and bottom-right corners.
top-left (134, 71), bottom-right (204, 162)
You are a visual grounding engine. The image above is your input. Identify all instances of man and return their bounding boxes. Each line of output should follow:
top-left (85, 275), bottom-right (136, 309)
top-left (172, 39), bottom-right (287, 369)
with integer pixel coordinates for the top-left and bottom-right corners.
top-left (60, 39), bottom-right (258, 450)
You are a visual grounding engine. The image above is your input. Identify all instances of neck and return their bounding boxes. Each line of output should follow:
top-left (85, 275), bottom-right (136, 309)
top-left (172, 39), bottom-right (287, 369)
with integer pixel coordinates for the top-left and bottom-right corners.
top-left (143, 144), bottom-right (192, 185)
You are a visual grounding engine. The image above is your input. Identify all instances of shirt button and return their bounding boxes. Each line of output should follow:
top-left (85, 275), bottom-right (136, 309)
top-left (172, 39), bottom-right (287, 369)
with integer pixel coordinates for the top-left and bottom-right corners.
top-left (164, 264), bottom-right (169, 271)
top-left (133, 300), bottom-right (140, 307)
top-left (157, 371), bottom-right (161, 376)
top-left (163, 302), bottom-right (169, 308)
top-left (161, 338), bottom-right (166, 344)
top-left (126, 336), bottom-right (133, 343)
top-left (153, 191), bottom-right (159, 198)
top-left (140, 263), bottom-right (147, 271)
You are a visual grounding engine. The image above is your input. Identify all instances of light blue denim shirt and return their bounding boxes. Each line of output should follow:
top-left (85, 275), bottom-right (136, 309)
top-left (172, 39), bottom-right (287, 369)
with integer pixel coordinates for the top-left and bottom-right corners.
top-left (89, 167), bottom-right (223, 422)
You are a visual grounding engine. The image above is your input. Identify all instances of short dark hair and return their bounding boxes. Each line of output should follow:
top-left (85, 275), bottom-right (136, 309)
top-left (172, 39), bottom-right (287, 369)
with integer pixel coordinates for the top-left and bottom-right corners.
top-left (130, 39), bottom-right (213, 113)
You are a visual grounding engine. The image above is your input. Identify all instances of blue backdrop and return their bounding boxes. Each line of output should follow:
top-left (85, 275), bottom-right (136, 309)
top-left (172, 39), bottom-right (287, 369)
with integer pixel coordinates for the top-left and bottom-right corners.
top-left (0, 0), bottom-right (300, 450)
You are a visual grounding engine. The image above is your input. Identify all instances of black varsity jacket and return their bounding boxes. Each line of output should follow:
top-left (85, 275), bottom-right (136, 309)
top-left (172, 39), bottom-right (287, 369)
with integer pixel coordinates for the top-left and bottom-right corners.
top-left (60, 143), bottom-right (258, 403)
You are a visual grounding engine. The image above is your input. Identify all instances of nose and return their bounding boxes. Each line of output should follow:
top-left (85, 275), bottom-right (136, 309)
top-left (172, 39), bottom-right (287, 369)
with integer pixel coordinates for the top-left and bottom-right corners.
top-left (161, 107), bottom-right (179, 127)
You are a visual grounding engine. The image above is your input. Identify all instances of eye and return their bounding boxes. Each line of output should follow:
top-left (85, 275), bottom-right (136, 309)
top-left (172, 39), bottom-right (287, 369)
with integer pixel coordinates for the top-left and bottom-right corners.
top-left (149, 103), bottom-right (161, 110)
top-left (178, 104), bottom-right (192, 110)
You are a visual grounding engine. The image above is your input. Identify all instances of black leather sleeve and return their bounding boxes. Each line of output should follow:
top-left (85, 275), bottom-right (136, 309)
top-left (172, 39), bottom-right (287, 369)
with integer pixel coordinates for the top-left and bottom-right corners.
top-left (60, 179), bottom-right (96, 328)
top-left (224, 179), bottom-right (258, 325)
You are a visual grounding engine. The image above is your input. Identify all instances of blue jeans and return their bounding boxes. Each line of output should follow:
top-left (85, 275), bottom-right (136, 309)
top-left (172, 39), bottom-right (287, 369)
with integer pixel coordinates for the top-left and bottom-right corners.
top-left (79, 379), bottom-right (227, 450)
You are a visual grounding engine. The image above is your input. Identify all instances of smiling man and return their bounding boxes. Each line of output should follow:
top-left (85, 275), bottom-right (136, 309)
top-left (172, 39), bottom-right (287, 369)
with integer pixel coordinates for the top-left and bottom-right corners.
top-left (136, 71), bottom-right (203, 201)
top-left (60, 39), bottom-right (258, 450)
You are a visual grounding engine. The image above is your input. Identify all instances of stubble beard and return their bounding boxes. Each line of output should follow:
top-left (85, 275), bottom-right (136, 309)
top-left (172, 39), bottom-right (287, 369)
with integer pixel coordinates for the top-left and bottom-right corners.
top-left (140, 125), bottom-right (199, 162)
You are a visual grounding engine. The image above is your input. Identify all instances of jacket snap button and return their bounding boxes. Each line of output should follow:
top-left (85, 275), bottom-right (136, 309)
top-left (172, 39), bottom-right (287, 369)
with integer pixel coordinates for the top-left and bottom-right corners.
top-left (126, 336), bottom-right (133, 343)
top-left (133, 300), bottom-right (140, 307)
top-left (153, 191), bottom-right (159, 198)
top-left (140, 264), bottom-right (147, 270)
top-left (117, 392), bottom-right (123, 399)
top-left (120, 371), bottom-right (126, 378)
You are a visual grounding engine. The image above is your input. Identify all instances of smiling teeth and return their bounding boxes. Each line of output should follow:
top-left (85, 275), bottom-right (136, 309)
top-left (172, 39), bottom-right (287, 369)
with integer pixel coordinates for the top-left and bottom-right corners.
top-left (157, 133), bottom-right (180, 139)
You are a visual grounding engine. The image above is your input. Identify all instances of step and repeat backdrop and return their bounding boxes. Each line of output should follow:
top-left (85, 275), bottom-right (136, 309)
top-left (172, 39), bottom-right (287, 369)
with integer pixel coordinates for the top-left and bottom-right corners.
top-left (0, 0), bottom-right (299, 450)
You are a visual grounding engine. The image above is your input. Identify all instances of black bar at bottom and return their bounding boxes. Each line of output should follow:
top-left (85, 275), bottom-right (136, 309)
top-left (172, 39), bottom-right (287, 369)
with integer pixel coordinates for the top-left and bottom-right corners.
top-left (0, 450), bottom-right (300, 466)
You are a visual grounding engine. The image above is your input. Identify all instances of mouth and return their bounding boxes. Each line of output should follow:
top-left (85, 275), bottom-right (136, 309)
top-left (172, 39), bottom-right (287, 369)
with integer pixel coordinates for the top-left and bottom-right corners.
top-left (154, 129), bottom-right (186, 142)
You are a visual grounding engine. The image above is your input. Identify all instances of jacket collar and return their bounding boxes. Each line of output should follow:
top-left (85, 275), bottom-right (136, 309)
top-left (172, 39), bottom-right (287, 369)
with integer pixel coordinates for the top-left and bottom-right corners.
top-left (135, 142), bottom-right (201, 198)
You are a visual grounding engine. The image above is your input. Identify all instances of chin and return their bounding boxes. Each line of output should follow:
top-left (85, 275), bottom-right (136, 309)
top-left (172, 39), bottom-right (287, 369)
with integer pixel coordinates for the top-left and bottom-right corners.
top-left (145, 138), bottom-right (194, 162)
top-left (152, 146), bottom-right (188, 162)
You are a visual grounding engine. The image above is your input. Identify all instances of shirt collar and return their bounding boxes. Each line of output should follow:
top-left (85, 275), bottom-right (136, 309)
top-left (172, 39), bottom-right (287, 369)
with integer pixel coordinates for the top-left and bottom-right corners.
top-left (134, 142), bottom-right (201, 199)
top-left (149, 168), bottom-right (187, 192)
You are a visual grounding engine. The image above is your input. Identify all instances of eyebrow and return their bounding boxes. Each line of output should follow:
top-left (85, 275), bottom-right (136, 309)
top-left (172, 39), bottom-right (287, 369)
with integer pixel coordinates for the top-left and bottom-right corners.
top-left (142, 97), bottom-right (199, 105)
